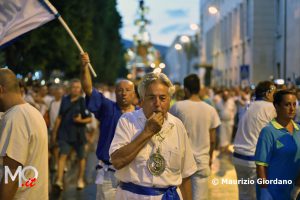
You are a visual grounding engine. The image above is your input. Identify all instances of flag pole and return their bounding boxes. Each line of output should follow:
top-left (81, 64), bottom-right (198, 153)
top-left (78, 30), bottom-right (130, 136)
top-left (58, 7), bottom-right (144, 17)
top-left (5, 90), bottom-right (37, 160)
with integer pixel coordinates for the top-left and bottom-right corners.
top-left (43, 0), bottom-right (97, 77)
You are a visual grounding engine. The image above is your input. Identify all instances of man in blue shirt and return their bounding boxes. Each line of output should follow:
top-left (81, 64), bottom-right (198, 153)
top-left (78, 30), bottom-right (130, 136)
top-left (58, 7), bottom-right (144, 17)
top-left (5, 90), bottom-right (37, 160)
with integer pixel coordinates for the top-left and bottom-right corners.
top-left (80, 53), bottom-right (136, 199)
top-left (52, 79), bottom-right (92, 190)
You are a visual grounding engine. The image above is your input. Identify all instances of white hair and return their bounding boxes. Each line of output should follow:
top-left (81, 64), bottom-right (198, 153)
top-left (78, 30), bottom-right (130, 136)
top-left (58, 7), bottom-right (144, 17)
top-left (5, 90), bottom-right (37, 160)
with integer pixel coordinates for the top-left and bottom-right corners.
top-left (138, 72), bottom-right (175, 100)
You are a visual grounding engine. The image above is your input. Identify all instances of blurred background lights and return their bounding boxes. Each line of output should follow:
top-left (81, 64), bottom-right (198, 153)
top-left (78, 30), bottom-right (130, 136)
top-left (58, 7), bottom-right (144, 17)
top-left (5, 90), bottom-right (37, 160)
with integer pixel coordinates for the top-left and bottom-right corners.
top-left (54, 78), bottom-right (60, 84)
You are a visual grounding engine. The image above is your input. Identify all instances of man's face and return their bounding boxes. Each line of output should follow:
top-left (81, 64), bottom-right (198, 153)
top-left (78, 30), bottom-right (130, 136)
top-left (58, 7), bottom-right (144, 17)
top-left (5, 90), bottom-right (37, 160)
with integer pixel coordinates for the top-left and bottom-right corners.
top-left (222, 90), bottom-right (229, 101)
top-left (39, 86), bottom-right (48, 96)
top-left (115, 81), bottom-right (135, 107)
top-left (141, 81), bottom-right (171, 118)
top-left (275, 94), bottom-right (297, 120)
top-left (70, 82), bottom-right (82, 97)
top-left (54, 88), bottom-right (63, 99)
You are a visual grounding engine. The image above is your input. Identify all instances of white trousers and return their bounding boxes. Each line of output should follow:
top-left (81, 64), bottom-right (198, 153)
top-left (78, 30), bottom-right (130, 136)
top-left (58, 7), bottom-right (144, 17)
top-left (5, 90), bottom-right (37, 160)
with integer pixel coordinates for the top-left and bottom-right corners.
top-left (96, 170), bottom-right (117, 200)
top-left (191, 169), bottom-right (209, 200)
top-left (233, 163), bottom-right (257, 200)
top-left (219, 121), bottom-right (233, 147)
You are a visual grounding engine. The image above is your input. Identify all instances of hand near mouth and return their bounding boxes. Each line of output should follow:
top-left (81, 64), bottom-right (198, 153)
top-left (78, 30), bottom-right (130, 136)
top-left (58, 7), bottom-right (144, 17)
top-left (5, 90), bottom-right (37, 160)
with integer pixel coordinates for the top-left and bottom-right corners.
top-left (144, 112), bottom-right (164, 136)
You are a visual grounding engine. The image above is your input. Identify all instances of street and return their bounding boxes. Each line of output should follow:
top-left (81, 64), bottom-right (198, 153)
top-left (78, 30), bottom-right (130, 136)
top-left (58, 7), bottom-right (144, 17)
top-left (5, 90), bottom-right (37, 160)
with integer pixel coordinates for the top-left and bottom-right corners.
top-left (50, 149), bottom-right (238, 200)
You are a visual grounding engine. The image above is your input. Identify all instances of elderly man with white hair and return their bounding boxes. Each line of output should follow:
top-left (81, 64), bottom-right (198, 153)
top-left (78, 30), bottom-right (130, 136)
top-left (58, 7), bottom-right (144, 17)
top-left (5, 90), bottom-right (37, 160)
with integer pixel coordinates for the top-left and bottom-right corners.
top-left (109, 72), bottom-right (197, 200)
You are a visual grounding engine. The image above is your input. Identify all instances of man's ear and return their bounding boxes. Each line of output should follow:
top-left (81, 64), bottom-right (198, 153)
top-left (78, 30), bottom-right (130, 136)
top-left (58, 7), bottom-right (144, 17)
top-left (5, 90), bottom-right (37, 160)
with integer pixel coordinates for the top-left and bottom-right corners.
top-left (265, 90), bottom-right (271, 99)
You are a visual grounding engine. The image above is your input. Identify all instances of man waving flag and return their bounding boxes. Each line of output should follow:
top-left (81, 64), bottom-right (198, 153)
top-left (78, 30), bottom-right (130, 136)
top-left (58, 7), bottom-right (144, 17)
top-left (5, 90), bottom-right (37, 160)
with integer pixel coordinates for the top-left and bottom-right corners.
top-left (0, 0), bottom-right (56, 47)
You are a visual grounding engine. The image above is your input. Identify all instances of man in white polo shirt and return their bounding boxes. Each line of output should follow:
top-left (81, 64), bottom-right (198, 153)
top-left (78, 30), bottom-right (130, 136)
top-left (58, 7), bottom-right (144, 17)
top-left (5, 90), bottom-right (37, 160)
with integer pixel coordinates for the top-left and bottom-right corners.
top-left (0, 69), bottom-right (48, 200)
top-left (170, 74), bottom-right (220, 200)
top-left (233, 81), bottom-right (276, 200)
top-left (109, 72), bottom-right (197, 200)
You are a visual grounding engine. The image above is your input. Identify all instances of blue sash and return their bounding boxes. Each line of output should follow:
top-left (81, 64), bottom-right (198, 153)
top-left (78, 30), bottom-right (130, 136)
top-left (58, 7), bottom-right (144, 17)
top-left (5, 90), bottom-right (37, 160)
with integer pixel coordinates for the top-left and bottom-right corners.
top-left (119, 182), bottom-right (180, 200)
top-left (233, 152), bottom-right (255, 161)
top-left (255, 97), bottom-right (264, 101)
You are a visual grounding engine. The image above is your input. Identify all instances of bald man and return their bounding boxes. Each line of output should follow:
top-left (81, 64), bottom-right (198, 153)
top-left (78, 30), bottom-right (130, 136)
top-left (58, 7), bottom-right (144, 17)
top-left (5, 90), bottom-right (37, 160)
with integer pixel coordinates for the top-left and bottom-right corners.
top-left (0, 69), bottom-right (48, 200)
top-left (81, 53), bottom-right (136, 200)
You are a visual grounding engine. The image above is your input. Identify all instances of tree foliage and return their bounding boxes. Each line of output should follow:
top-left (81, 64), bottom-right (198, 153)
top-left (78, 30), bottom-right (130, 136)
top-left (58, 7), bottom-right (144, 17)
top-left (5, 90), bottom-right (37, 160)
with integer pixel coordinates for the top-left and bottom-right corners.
top-left (1, 0), bottom-right (125, 83)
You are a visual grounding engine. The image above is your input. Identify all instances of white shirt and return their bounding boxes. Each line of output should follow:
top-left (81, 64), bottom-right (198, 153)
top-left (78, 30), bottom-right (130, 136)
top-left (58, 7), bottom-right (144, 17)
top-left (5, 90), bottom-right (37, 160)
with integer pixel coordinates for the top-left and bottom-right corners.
top-left (24, 94), bottom-right (36, 107)
top-left (38, 95), bottom-right (54, 116)
top-left (216, 98), bottom-right (236, 125)
top-left (109, 109), bottom-right (197, 188)
top-left (44, 95), bottom-right (54, 107)
top-left (170, 100), bottom-right (221, 171)
top-left (49, 99), bottom-right (61, 131)
top-left (233, 100), bottom-right (276, 166)
top-left (0, 103), bottom-right (49, 200)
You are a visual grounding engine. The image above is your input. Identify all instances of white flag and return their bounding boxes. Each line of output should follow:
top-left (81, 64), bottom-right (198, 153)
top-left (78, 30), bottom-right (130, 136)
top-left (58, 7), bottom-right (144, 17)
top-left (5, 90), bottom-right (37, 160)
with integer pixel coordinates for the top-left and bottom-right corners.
top-left (0, 0), bottom-right (56, 47)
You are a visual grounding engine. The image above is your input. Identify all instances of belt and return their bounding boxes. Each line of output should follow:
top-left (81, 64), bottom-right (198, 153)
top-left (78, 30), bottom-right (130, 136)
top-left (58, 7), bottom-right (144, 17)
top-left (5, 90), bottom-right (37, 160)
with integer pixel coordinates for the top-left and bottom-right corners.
top-left (95, 164), bottom-right (115, 172)
top-left (101, 160), bottom-right (111, 165)
top-left (233, 152), bottom-right (255, 161)
top-left (119, 182), bottom-right (180, 200)
top-left (96, 160), bottom-right (115, 172)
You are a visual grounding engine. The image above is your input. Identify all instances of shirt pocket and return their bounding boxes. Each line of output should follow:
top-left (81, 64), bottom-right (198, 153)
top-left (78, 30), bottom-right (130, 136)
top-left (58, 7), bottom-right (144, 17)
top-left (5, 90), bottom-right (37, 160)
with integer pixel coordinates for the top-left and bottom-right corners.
top-left (163, 147), bottom-right (181, 173)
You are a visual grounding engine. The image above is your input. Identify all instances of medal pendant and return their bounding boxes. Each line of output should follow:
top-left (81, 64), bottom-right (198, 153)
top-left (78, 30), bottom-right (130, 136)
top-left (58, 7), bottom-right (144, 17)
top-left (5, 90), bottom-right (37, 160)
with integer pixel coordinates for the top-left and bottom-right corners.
top-left (147, 151), bottom-right (166, 176)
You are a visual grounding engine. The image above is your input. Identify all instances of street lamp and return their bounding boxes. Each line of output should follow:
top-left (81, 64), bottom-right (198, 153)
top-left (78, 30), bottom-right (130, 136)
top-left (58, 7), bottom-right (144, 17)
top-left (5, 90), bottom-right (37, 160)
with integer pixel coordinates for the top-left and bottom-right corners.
top-left (206, 5), bottom-right (221, 85)
top-left (151, 62), bottom-right (166, 74)
top-left (176, 35), bottom-right (195, 76)
top-left (153, 68), bottom-right (162, 74)
top-left (174, 43), bottom-right (182, 50)
top-left (180, 35), bottom-right (190, 43)
top-left (159, 63), bottom-right (166, 69)
top-left (188, 23), bottom-right (201, 70)
top-left (208, 6), bottom-right (219, 15)
top-left (190, 23), bottom-right (199, 31)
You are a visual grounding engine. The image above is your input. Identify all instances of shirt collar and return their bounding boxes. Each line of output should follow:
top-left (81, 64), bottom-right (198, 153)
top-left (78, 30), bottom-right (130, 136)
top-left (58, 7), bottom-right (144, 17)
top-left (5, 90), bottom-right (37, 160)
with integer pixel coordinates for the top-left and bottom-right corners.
top-left (137, 108), bottom-right (146, 120)
top-left (271, 119), bottom-right (300, 131)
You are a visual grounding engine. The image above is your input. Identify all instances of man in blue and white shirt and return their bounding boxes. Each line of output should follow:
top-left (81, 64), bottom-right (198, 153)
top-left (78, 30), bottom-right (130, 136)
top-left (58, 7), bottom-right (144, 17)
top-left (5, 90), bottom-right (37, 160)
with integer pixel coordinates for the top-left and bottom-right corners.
top-left (233, 81), bottom-right (277, 200)
top-left (81, 53), bottom-right (136, 199)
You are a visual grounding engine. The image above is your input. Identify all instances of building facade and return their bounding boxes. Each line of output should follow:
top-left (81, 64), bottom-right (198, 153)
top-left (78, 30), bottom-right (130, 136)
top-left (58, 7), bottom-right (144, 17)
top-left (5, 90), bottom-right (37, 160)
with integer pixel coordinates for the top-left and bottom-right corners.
top-left (165, 35), bottom-right (200, 84)
top-left (201, 0), bottom-right (300, 86)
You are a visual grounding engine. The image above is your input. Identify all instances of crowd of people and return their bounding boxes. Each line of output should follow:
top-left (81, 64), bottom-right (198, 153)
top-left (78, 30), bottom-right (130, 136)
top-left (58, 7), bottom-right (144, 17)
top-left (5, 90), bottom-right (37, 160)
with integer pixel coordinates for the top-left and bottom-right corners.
top-left (0, 53), bottom-right (300, 200)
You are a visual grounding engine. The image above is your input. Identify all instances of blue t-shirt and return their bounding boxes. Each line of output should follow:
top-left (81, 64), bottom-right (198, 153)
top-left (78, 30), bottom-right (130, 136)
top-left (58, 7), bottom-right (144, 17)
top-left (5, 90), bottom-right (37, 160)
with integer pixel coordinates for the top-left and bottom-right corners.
top-left (58, 95), bottom-right (91, 143)
top-left (86, 89), bottom-right (123, 164)
top-left (255, 119), bottom-right (300, 200)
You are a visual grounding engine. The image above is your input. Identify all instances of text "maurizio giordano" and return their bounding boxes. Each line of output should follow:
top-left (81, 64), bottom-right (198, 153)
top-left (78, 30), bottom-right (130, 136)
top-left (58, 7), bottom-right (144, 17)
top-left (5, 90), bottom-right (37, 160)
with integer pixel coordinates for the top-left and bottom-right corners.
top-left (211, 178), bottom-right (293, 185)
